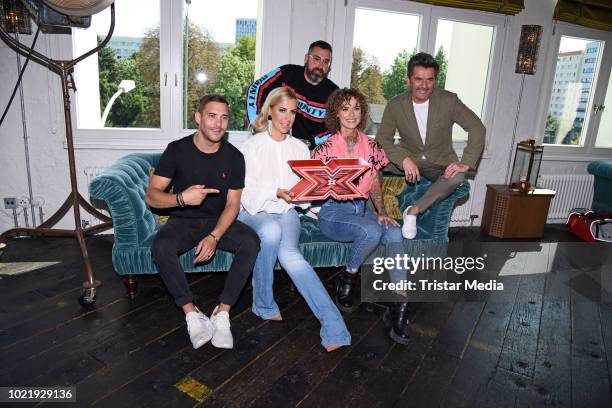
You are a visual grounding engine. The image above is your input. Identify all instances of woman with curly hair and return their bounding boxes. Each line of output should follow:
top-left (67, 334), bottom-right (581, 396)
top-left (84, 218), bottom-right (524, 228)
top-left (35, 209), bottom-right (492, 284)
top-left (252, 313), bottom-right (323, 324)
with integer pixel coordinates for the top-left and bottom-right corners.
top-left (313, 87), bottom-right (410, 345)
top-left (238, 87), bottom-right (350, 352)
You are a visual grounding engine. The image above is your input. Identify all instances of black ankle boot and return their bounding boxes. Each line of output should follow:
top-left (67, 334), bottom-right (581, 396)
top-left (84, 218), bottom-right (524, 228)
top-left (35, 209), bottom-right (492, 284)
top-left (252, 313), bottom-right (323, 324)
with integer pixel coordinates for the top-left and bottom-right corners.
top-left (383, 302), bottom-right (410, 344)
top-left (335, 269), bottom-right (360, 313)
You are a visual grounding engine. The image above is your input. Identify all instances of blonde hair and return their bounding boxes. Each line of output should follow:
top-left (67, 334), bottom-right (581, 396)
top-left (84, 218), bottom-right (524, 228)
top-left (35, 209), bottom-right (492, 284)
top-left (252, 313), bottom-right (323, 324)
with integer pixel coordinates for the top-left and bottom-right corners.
top-left (252, 87), bottom-right (298, 133)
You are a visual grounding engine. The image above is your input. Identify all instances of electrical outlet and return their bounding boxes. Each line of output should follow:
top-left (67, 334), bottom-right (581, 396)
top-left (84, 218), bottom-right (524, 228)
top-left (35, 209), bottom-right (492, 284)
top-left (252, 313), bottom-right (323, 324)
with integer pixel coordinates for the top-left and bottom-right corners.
top-left (32, 196), bottom-right (45, 207)
top-left (4, 197), bottom-right (17, 209)
top-left (17, 196), bottom-right (30, 207)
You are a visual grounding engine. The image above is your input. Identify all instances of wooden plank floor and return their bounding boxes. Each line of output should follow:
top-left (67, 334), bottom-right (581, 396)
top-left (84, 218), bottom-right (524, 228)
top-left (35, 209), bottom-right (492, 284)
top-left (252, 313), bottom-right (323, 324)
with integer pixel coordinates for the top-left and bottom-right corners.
top-left (0, 226), bottom-right (611, 407)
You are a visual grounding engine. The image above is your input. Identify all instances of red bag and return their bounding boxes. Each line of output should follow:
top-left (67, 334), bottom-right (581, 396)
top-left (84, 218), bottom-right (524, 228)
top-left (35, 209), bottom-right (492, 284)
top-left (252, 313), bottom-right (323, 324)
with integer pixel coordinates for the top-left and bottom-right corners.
top-left (566, 208), bottom-right (612, 242)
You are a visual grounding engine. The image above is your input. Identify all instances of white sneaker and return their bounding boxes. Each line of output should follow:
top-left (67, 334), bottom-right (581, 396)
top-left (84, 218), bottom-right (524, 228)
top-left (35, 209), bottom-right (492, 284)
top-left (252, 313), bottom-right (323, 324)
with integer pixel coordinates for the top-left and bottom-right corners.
top-left (402, 206), bottom-right (418, 239)
top-left (185, 308), bottom-right (214, 349)
top-left (210, 306), bottom-right (233, 349)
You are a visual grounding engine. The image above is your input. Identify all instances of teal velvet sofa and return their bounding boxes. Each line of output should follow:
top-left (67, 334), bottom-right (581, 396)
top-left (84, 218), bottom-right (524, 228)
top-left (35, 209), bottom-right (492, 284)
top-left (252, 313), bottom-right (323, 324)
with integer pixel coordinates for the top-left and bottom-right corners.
top-left (89, 152), bottom-right (469, 298)
top-left (588, 160), bottom-right (612, 213)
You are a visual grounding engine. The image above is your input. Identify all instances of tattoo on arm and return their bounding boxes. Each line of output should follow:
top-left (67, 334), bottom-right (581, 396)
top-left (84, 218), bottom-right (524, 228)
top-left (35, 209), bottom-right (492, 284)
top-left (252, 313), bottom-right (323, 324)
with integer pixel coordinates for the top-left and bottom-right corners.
top-left (370, 170), bottom-right (386, 216)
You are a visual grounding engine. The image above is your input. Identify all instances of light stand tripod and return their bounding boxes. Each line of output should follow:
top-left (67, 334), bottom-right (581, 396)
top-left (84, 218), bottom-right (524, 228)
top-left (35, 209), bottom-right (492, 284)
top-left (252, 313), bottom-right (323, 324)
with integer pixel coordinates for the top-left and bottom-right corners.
top-left (0, 4), bottom-right (116, 306)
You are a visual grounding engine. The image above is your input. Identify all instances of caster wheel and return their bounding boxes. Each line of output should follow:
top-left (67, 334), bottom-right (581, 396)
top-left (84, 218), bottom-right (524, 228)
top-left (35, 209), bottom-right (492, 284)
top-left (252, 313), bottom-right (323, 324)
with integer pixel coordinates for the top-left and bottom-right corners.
top-left (78, 287), bottom-right (97, 307)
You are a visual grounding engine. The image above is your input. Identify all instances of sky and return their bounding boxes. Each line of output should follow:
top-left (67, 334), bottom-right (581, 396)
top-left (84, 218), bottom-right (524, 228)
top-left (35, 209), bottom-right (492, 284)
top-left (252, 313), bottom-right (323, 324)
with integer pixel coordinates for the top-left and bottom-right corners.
top-left (353, 8), bottom-right (455, 72)
top-left (559, 36), bottom-right (594, 53)
top-left (88, 0), bottom-right (258, 44)
top-left (353, 8), bottom-right (420, 71)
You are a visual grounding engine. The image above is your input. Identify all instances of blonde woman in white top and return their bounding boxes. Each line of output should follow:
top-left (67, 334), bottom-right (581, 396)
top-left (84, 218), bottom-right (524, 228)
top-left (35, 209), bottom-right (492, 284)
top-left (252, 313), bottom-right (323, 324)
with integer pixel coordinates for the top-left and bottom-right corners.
top-left (238, 87), bottom-right (350, 352)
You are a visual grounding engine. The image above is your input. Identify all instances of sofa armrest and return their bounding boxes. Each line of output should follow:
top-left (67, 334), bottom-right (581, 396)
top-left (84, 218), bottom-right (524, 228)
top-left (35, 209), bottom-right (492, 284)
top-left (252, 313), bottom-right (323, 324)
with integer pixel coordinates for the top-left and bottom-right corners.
top-left (588, 160), bottom-right (612, 213)
top-left (588, 160), bottom-right (612, 180)
top-left (89, 153), bottom-right (161, 249)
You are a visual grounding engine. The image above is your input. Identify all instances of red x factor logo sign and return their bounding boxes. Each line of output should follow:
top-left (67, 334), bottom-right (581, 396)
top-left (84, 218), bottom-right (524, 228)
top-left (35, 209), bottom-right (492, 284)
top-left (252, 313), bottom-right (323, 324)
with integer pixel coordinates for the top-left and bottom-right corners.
top-left (288, 158), bottom-right (370, 201)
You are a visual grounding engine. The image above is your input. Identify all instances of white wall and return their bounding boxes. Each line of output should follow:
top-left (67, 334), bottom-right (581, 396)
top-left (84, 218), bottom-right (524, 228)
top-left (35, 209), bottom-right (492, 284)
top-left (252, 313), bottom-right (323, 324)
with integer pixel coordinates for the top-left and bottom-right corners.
top-left (1, 31), bottom-right (71, 232)
top-left (0, 0), bottom-right (609, 234)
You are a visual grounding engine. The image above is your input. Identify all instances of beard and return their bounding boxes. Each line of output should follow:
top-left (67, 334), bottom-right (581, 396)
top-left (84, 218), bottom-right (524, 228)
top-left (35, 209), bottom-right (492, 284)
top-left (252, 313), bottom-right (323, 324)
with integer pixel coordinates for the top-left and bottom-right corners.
top-left (304, 65), bottom-right (326, 84)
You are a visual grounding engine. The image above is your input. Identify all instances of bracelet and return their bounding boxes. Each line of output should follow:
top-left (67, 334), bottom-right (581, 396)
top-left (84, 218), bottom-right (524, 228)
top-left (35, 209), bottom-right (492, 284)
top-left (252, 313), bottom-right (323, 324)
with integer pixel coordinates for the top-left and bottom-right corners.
top-left (208, 232), bottom-right (218, 243)
top-left (177, 192), bottom-right (186, 208)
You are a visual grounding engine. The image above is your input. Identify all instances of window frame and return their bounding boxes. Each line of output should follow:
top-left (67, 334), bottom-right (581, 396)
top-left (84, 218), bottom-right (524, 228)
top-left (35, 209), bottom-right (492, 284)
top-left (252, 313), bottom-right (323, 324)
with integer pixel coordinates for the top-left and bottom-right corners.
top-left (427, 7), bottom-right (505, 155)
top-left (339, 0), bottom-right (432, 90)
top-left (69, 0), bottom-right (261, 150)
top-left (537, 22), bottom-right (612, 161)
top-left (341, 0), bottom-right (505, 159)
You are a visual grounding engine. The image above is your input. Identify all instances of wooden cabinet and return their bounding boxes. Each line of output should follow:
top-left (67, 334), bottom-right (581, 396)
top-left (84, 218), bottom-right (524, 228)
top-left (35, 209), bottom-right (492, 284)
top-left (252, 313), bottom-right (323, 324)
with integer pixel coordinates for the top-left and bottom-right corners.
top-left (481, 185), bottom-right (556, 238)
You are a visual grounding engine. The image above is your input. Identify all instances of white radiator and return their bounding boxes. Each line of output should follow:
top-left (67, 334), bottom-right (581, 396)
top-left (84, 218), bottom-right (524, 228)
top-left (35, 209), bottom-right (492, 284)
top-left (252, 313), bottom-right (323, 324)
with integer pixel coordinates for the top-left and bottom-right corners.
top-left (538, 174), bottom-right (594, 222)
top-left (84, 166), bottom-right (108, 226)
top-left (451, 179), bottom-right (476, 226)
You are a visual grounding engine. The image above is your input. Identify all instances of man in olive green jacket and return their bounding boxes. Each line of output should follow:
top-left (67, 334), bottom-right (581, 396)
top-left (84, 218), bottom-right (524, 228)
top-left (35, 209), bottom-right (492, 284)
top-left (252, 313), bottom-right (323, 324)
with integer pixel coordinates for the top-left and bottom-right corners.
top-left (376, 52), bottom-right (485, 239)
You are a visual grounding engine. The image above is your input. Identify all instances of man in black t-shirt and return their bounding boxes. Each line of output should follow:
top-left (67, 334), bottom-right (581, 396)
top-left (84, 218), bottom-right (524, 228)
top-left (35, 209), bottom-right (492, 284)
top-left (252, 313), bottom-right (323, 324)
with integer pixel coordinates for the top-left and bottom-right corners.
top-left (146, 94), bottom-right (260, 350)
top-left (246, 40), bottom-right (338, 149)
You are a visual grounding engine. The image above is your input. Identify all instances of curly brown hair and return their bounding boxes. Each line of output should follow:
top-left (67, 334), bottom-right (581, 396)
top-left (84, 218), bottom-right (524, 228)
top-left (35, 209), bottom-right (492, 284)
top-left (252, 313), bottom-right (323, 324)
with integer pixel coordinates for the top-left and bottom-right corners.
top-left (325, 88), bottom-right (369, 133)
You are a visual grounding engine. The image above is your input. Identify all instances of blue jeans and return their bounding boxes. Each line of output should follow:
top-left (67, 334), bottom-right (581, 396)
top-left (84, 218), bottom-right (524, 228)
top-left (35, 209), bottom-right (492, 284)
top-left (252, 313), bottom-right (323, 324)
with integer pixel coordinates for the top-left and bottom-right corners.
top-left (238, 208), bottom-right (351, 347)
top-left (318, 199), bottom-right (406, 283)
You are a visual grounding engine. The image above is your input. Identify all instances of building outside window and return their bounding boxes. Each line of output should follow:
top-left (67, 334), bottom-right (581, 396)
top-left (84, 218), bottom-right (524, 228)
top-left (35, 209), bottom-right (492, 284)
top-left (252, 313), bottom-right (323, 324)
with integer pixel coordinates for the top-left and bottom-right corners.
top-left (235, 18), bottom-right (256, 42)
top-left (544, 38), bottom-right (601, 145)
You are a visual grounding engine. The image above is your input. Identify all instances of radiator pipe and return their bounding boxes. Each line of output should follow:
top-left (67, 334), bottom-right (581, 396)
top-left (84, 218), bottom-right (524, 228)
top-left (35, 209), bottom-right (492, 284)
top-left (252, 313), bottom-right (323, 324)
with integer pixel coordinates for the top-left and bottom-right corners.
top-left (15, 33), bottom-right (37, 227)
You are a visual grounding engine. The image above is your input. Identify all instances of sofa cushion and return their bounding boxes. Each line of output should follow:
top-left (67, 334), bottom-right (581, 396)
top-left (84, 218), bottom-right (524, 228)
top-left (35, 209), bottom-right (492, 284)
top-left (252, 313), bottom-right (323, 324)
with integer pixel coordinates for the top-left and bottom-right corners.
top-left (382, 175), bottom-right (405, 219)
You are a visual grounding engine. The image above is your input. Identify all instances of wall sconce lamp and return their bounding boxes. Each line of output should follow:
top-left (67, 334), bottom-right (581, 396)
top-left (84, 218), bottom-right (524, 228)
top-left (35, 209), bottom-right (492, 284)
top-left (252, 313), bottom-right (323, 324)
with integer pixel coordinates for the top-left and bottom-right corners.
top-left (515, 25), bottom-right (542, 75)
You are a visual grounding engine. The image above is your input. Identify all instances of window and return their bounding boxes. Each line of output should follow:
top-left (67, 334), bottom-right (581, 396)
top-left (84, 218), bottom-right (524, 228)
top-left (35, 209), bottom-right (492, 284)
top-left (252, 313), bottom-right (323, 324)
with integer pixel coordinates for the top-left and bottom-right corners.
top-left (595, 76), bottom-right (612, 147)
top-left (72, 0), bottom-right (260, 141)
top-left (432, 19), bottom-right (494, 141)
top-left (182, 2), bottom-right (257, 130)
top-left (351, 7), bottom-right (421, 135)
top-left (542, 28), bottom-right (612, 152)
top-left (543, 36), bottom-right (601, 145)
top-left (73, 0), bottom-right (161, 129)
top-left (348, 1), bottom-right (502, 143)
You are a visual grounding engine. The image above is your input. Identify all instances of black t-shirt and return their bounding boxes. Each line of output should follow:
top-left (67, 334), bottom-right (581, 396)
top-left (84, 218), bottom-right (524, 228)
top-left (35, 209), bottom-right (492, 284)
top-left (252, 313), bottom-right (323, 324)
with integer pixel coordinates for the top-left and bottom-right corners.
top-left (154, 135), bottom-right (245, 218)
top-left (246, 64), bottom-right (338, 148)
